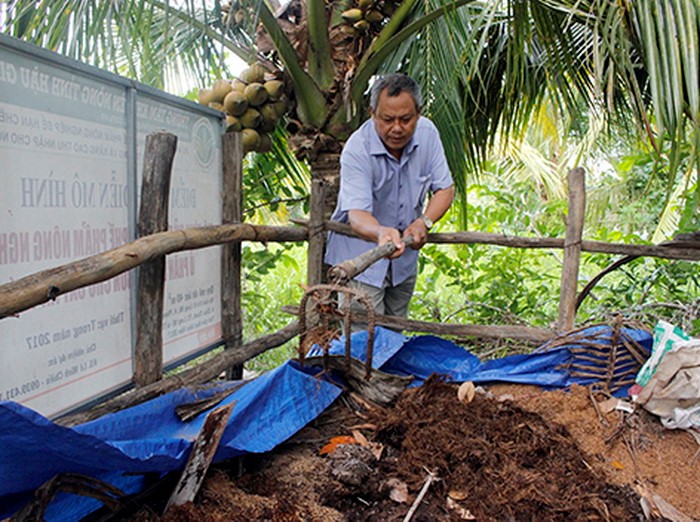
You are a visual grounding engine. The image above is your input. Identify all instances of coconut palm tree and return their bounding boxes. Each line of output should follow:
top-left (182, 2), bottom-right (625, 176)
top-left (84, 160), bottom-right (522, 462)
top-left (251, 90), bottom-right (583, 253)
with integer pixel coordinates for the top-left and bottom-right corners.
top-left (2, 0), bottom-right (698, 232)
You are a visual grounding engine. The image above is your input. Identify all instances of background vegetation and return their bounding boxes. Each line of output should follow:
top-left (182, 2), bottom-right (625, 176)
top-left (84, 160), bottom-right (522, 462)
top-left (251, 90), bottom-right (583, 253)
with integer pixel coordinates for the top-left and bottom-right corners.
top-left (2, 1), bottom-right (698, 373)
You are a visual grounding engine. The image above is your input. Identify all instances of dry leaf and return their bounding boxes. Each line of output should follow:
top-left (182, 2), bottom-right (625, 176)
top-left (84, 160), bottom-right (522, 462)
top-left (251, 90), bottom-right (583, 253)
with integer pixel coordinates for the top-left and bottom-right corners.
top-left (370, 442), bottom-right (384, 461)
top-left (598, 398), bottom-right (619, 414)
top-left (446, 497), bottom-right (476, 519)
top-left (385, 478), bottom-right (409, 503)
top-left (457, 381), bottom-right (476, 404)
top-left (635, 484), bottom-right (694, 522)
top-left (348, 423), bottom-right (377, 431)
top-left (352, 429), bottom-right (369, 447)
top-left (448, 489), bottom-right (469, 501)
top-left (350, 429), bottom-right (384, 459)
top-left (319, 435), bottom-right (357, 455)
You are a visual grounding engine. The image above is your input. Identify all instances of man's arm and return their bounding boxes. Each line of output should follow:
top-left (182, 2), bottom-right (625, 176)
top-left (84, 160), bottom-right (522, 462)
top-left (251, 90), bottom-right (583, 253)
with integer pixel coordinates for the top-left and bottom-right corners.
top-left (403, 185), bottom-right (454, 249)
top-left (348, 209), bottom-right (406, 259)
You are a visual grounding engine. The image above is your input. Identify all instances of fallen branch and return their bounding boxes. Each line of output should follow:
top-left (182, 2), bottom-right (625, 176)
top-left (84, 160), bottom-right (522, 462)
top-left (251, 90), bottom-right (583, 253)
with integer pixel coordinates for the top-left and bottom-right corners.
top-left (56, 322), bottom-right (299, 426)
top-left (403, 469), bottom-right (438, 522)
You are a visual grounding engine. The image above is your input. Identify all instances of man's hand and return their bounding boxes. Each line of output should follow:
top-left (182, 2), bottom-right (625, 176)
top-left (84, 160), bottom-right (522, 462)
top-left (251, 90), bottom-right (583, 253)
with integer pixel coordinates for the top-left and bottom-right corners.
top-left (377, 226), bottom-right (405, 259)
top-left (403, 218), bottom-right (428, 250)
top-left (348, 210), bottom-right (405, 259)
top-left (404, 186), bottom-right (455, 250)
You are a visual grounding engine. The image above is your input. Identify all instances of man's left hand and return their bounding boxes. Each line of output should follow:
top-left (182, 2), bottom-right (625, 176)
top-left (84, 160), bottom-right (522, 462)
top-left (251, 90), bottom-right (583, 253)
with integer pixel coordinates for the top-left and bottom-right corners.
top-left (404, 218), bottom-right (429, 249)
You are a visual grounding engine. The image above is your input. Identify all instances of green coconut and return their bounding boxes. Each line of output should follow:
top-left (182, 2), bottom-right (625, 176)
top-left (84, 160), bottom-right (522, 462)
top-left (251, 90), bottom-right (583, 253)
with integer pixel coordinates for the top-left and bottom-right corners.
top-left (272, 96), bottom-right (289, 119)
top-left (364, 10), bottom-right (383, 23)
top-left (198, 88), bottom-right (217, 105)
top-left (239, 107), bottom-right (262, 129)
top-left (259, 104), bottom-right (279, 125)
top-left (226, 115), bottom-right (242, 132)
top-left (242, 128), bottom-right (261, 153)
top-left (231, 79), bottom-right (247, 93)
top-left (223, 91), bottom-right (249, 117)
top-left (263, 80), bottom-right (284, 101)
top-left (244, 82), bottom-right (268, 107)
top-left (238, 64), bottom-right (266, 85)
top-left (342, 8), bottom-right (363, 22)
top-left (211, 79), bottom-right (233, 103)
top-left (353, 19), bottom-right (370, 32)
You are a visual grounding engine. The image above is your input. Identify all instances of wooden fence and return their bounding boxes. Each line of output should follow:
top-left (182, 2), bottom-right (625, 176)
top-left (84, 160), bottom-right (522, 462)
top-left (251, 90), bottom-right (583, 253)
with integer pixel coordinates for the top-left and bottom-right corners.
top-left (1, 131), bottom-right (698, 425)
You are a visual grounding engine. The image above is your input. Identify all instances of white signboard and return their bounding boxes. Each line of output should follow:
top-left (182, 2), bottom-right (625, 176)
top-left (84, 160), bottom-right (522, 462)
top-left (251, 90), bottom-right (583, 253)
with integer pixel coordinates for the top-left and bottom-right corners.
top-left (136, 94), bottom-right (223, 364)
top-left (0, 36), bottom-right (224, 417)
top-left (0, 45), bottom-right (132, 417)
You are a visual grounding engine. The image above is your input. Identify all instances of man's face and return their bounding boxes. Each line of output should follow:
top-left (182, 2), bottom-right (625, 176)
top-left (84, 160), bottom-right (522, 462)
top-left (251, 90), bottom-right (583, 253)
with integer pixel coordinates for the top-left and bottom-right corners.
top-left (371, 89), bottom-right (419, 158)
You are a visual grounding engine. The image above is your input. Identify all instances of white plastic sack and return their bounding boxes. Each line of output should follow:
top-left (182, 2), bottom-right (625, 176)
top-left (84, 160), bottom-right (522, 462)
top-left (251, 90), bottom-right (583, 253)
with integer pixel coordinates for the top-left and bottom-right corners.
top-left (636, 320), bottom-right (691, 387)
top-left (635, 338), bottom-right (700, 430)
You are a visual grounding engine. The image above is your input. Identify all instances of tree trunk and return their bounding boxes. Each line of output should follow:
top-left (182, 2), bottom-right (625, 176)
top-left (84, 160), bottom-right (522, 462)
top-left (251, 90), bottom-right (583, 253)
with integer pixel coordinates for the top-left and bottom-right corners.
top-left (309, 151), bottom-right (341, 220)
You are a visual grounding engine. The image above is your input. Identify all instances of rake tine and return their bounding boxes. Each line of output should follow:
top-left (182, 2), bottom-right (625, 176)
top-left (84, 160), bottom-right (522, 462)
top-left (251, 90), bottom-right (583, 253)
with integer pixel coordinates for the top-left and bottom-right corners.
top-left (570, 371), bottom-right (608, 379)
top-left (570, 354), bottom-right (610, 365)
top-left (620, 338), bottom-right (649, 364)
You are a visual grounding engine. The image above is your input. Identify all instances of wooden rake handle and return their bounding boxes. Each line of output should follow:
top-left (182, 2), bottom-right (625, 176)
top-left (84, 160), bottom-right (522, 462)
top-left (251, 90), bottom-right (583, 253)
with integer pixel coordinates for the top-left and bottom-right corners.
top-left (327, 235), bottom-right (415, 285)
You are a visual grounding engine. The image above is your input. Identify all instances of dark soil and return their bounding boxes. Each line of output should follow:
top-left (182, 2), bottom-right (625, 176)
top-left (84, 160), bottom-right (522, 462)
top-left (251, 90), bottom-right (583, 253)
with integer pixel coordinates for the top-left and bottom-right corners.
top-left (119, 374), bottom-right (700, 522)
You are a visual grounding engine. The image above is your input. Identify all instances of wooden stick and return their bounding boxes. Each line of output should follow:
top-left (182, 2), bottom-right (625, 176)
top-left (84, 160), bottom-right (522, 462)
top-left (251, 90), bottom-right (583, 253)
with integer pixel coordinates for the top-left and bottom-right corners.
top-left (56, 321), bottom-right (299, 426)
top-left (557, 168), bottom-right (586, 332)
top-left (307, 179), bottom-right (326, 286)
top-left (134, 131), bottom-right (177, 386)
top-left (306, 219), bottom-right (700, 261)
top-left (281, 305), bottom-right (554, 342)
top-left (327, 236), bottom-right (415, 284)
top-left (165, 402), bottom-right (234, 512)
top-left (222, 132), bottom-right (244, 380)
top-left (0, 224), bottom-right (307, 319)
top-left (403, 469), bottom-right (437, 522)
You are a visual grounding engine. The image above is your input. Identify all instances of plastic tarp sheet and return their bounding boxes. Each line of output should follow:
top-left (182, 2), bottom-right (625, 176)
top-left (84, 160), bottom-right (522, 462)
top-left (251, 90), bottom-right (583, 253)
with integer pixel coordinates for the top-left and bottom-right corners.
top-left (0, 361), bottom-right (342, 519)
top-left (0, 325), bottom-right (652, 519)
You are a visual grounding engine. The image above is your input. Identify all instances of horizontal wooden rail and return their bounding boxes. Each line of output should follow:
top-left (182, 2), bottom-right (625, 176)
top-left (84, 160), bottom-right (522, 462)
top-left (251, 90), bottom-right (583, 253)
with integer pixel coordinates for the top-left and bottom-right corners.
top-left (56, 321), bottom-right (300, 427)
top-left (306, 219), bottom-right (700, 262)
top-left (0, 224), bottom-right (307, 319)
top-left (282, 305), bottom-right (554, 343)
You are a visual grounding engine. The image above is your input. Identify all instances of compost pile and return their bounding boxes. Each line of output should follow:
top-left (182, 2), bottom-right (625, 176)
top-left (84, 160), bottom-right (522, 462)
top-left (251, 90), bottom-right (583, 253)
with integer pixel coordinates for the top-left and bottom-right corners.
top-left (129, 376), bottom-right (699, 522)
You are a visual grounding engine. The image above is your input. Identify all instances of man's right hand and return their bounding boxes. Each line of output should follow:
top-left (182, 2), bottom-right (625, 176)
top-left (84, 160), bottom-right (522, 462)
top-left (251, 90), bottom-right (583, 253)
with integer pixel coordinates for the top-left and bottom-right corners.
top-left (377, 226), bottom-right (405, 259)
top-left (348, 210), bottom-right (406, 259)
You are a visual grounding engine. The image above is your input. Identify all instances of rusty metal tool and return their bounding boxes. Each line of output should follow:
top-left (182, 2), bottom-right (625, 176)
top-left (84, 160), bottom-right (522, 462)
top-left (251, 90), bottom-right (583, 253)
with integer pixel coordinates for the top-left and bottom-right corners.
top-left (298, 236), bottom-right (414, 380)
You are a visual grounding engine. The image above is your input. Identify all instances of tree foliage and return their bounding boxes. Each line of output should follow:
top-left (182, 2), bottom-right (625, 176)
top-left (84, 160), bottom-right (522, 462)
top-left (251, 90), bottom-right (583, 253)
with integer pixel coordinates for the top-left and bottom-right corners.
top-left (3, 0), bottom-right (698, 232)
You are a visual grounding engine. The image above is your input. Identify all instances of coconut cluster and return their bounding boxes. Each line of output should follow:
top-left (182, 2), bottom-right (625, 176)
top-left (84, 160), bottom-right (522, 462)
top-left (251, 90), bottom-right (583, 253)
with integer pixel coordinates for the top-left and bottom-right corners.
top-left (340, 0), bottom-right (398, 36)
top-left (198, 64), bottom-right (288, 154)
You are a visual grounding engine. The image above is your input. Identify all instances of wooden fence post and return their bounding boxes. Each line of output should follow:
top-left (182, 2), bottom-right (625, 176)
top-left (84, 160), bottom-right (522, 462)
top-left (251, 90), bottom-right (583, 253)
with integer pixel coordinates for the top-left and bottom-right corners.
top-left (307, 179), bottom-right (326, 286)
top-left (557, 167), bottom-right (586, 332)
top-left (134, 131), bottom-right (178, 386)
top-left (222, 132), bottom-right (243, 380)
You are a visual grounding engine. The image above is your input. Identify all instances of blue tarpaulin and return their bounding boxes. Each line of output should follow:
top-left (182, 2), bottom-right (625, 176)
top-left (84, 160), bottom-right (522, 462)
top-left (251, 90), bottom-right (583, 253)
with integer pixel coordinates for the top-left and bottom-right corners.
top-left (0, 325), bottom-right (652, 519)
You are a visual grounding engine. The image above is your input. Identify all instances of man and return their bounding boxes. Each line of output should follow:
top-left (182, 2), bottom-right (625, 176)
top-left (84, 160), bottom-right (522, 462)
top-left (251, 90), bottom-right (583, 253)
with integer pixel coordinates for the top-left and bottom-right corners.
top-left (325, 73), bottom-right (454, 319)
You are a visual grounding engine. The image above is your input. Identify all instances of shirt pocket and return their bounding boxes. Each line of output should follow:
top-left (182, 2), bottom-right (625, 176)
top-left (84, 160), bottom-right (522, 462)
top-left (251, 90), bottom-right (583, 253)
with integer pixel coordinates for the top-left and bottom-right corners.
top-left (413, 174), bottom-right (431, 211)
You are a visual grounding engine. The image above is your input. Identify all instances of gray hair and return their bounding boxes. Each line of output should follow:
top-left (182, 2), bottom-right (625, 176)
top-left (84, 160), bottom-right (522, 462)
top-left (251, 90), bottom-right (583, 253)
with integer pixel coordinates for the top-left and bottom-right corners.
top-left (369, 74), bottom-right (422, 112)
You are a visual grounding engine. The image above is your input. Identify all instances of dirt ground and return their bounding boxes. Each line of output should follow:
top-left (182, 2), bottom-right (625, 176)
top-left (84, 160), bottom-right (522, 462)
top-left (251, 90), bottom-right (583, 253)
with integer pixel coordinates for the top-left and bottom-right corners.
top-left (125, 374), bottom-right (700, 522)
